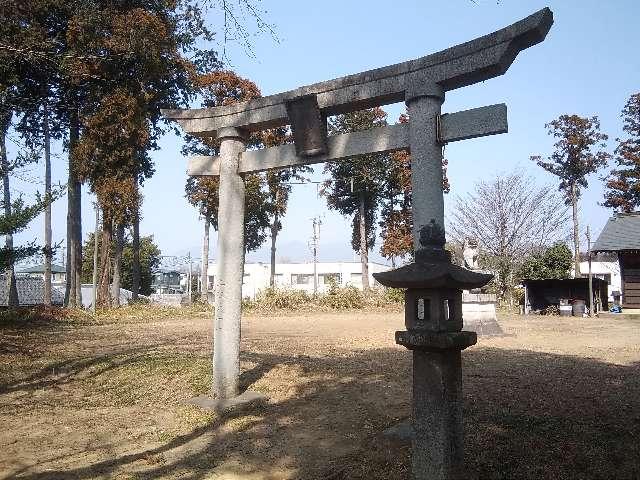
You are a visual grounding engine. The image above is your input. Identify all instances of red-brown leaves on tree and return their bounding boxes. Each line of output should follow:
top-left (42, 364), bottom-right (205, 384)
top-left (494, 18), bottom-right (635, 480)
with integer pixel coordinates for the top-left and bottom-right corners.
top-left (604, 93), bottom-right (640, 212)
top-left (380, 208), bottom-right (413, 260)
top-left (531, 114), bottom-right (610, 202)
top-left (74, 89), bottom-right (151, 180)
top-left (378, 112), bottom-right (450, 261)
top-left (195, 70), bottom-right (261, 108)
top-left (184, 70), bottom-right (291, 253)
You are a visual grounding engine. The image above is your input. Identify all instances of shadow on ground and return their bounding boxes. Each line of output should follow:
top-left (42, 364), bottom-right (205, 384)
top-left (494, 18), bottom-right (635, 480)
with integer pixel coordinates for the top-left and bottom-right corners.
top-left (2, 342), bottom-right (640, 479)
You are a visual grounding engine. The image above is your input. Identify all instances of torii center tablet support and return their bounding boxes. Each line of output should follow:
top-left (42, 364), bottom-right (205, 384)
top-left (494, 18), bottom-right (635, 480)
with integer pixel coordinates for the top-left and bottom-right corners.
top-left (163, 8), bottom-right (553, 473)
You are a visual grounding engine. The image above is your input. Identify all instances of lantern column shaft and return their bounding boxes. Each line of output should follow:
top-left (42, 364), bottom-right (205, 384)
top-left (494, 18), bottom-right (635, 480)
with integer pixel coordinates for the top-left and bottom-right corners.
top-left (412, 348), bottom-right (464, 479)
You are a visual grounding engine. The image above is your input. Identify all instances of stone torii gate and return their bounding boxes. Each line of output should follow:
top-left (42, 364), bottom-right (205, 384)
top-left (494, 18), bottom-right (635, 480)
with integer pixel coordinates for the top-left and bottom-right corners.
top-left (163, 6), bottom-right (552, 477)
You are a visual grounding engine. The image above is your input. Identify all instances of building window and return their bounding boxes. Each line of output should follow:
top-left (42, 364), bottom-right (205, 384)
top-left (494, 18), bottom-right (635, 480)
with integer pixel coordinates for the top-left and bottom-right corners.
top-left (320, 273), bottom-right (341, 285)
top-left (595, 273), bottom-right (611, 284)
top-left (291, 273), bottom-right (313, 285)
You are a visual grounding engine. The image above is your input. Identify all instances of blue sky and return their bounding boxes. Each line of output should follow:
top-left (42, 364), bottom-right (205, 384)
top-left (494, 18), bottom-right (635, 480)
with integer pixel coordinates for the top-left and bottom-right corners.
top-left (9, 0), bottom-right (640, 267)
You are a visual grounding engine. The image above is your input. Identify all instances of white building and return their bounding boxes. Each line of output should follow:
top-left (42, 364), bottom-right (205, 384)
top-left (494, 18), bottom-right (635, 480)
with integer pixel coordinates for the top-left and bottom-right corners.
top-left (576, 257), bottom-right (621, 301)
top-left (202, 261), bottom-right (391, 299)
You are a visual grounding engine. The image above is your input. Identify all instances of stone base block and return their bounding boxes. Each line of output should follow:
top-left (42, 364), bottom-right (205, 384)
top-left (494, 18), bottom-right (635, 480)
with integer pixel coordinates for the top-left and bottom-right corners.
top-left (462, 295), bottom-right (504, 336)
top-left (188, 390), bottom-right (267, 412)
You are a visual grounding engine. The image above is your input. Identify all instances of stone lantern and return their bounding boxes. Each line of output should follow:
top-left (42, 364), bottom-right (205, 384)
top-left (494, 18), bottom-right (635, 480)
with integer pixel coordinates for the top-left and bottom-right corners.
top-left (374, 224), bottom-right (492, 480)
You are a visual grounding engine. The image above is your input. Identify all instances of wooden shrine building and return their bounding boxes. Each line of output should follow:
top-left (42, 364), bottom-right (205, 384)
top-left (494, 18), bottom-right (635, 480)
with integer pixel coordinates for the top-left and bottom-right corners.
top-left (593, 213), bottom-right (640, 309)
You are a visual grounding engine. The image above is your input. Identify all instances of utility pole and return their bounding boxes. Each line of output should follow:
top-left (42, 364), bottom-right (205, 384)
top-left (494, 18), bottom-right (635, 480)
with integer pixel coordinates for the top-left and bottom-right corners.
top-left (310, 217), bottom-right (321, 296)
top-left (92, 205), bottom-right (100, 312)
top-left (587, 226), bottom-right (594, 316)
top-left (187, 252), bottom-right (193, 304)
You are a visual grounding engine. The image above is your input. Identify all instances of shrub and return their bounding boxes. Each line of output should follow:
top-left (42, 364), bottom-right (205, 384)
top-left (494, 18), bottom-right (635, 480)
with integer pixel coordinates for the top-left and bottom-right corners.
top-left (383, 287), bottom-right (405, 304)
top-left (243, 285), bottom-right (404, 313)
top-left (319, 284), bottom-right (364, 309)
top-left (248, 287), bottom-right (312, 312)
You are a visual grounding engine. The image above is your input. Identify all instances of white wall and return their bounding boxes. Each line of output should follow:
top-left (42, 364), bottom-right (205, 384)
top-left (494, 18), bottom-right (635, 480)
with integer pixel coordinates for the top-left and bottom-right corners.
top-left (204, 261), bottom-right (391, 299)
top-left (577, 260), bottom-right (621, 301)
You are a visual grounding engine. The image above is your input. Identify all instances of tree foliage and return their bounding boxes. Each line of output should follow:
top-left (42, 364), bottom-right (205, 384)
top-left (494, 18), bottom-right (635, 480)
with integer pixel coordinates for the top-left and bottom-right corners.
top-left (377, 112), bottom-right (450, 262)
top-left (0, 195), bottom-right (54, 271)
top-left (532, 115), bottom-right (610, 201)
top-left (183, 71), bottom-right (305, 253)
top-left (604, 93), bottom-right (640, 212)
top-left (449, 171), bottom-right (568, 301)
top-left (82, 232), bottom-right (161, 297)
top-left (0, 111), bottom-right (62, 273)
top-left (185, 174), bottom-right (271, 251)
top-left (322, 108), bottom-right (389, 252)
top-left (531, 114), bottom-right (610, 277)
top-left (519, 243), bottom-right (573, 280)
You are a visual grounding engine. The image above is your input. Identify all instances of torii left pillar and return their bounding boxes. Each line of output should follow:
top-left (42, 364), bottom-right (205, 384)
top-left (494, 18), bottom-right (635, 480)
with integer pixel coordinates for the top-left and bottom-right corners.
top-left (193, 127), bottom-right (266, 411)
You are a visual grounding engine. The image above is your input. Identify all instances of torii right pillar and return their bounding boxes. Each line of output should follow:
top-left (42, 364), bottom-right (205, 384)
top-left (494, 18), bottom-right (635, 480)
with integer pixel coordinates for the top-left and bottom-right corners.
top-left (374, 82), bottom-right (493, 480)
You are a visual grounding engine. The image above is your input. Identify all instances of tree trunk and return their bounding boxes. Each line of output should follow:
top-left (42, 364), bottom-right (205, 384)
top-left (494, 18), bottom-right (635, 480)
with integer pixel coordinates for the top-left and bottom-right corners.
top-left (571, 181), bottom-right (581, 278)
top-left (64, 228), bottom-right (70, 305)
top-left (65, 109), bottom-right (82, 307)
top-left (91, 207), bottom-right (99, 312)
top-left (269, 210), bottom-right (279, 287)
top-left (359, 193), bottom-right (370, 291)
top-left (43, 102), bottom-right (52, 306)
top-left (112, 222), bottom-right (124, 307)
top-left (200, 216), bottom-right (210, 301)
top-left (131, 200), bottom-right (140, 300)
top-left (0, 112), bottom-right (18, 307)
top-left (97, 216), bottom-right (112, 307)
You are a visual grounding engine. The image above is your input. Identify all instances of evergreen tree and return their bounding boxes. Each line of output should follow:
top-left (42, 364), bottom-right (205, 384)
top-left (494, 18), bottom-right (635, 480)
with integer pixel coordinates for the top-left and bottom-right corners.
top-left (322, 108), bottom-right (389, 290)
top-left (519, 243), bottom-right (573, 280)
top-left (531, 115), bottom-right (610, 277)
top-left (82, 232), bottom-right (161, 297)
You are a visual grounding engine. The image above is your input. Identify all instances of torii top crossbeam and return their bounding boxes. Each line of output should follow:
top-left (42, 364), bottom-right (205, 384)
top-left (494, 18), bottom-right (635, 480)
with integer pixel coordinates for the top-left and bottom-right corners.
top-left (163, 8), bottom-right (552, 138)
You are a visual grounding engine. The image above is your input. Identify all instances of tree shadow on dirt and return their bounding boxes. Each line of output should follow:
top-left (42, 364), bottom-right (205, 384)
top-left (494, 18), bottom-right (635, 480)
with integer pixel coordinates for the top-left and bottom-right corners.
top-left (0, 344), bottom-right (172, 394)
top-left (4, 346), bottom-right (640, 480)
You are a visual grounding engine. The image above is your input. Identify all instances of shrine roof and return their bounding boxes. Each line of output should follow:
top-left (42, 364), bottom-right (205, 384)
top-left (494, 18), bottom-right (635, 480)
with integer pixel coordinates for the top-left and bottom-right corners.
top-left (593, 213), bottom-right (640, 252)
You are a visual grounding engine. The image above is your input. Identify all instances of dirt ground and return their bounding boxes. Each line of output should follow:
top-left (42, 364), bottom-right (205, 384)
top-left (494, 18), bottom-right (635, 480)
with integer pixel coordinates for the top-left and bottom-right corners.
top-left (1, 310), bottom-right (639, 479)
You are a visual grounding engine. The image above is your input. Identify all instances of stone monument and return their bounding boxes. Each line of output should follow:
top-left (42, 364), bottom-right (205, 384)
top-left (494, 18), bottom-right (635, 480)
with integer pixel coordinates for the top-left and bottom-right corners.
top-left (163, 6), bottom-right (553, 477)
top-left (459, 238), bottom-right (503, 336)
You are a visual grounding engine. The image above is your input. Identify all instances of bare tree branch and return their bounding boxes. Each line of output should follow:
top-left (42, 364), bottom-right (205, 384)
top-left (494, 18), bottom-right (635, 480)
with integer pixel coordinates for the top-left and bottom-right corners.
top-left (448, 170), bottom-right (569, 300)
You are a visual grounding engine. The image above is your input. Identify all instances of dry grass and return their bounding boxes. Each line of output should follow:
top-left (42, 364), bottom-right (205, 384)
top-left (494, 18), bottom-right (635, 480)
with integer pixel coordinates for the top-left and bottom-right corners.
top-left (1, 310), bottom-right (639, 479)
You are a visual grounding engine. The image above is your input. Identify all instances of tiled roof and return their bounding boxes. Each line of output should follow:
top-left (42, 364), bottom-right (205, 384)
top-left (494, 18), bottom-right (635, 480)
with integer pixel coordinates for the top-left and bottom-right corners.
top-left (19, 263), bottom-right (66, 274)
top-left (593, 213), bottom-right (640, 251)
